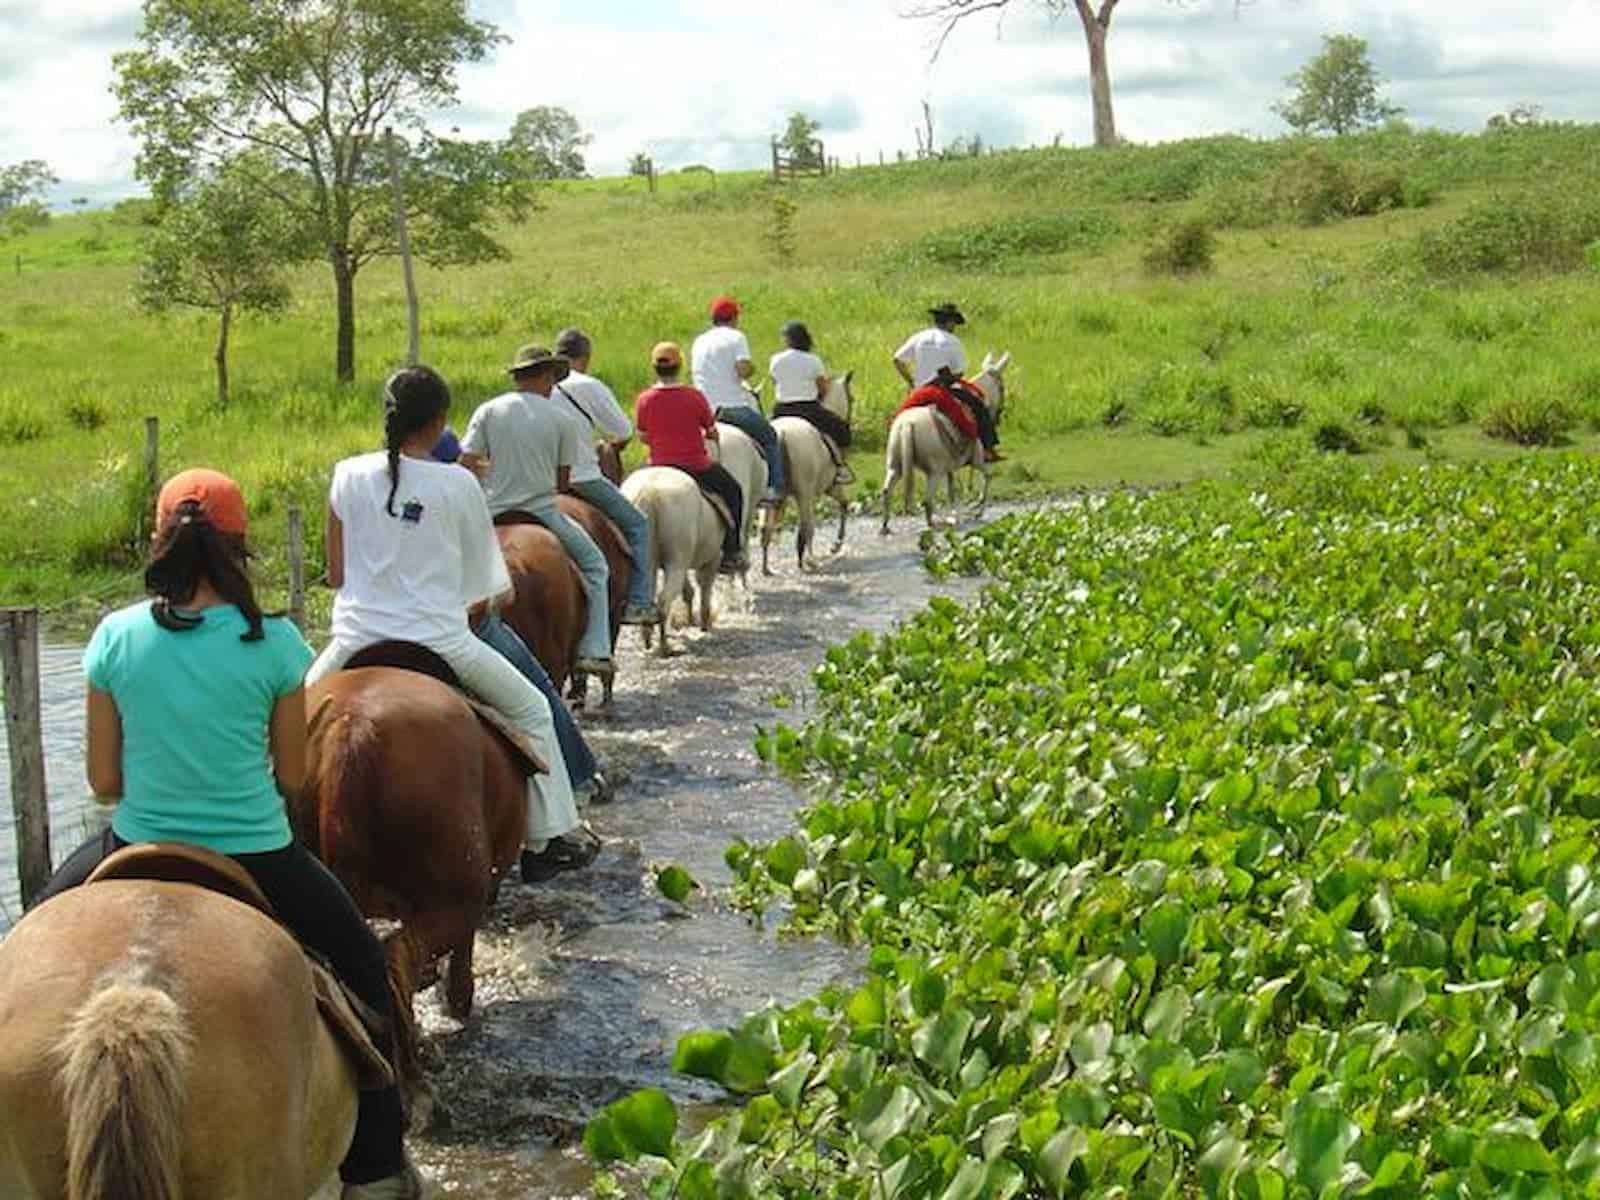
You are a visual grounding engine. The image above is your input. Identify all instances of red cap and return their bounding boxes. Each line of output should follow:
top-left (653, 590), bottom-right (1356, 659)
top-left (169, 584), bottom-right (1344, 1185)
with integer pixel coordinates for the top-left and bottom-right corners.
top-left (709, 295), bottom-right (740, 322)
top-left (156, 468), bottom-right (249, 536)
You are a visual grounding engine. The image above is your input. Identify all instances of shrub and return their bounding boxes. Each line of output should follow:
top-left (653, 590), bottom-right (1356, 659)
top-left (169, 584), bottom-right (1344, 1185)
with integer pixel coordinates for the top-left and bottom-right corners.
top-left (1414, 192), bottom-right (1600, 277)
top-left (1269, 148), bottom-right (1407, 226)
top-left (0, 399), bottom-right (46, 444)
top-left (1142, 217), bottom-right (1214, 275)
top-left (1312, 419), bottom-right (1367, 454)
top-left (64, 398), bottom-right (107, 430)
top-left (1481, 391), bottom-right (1572, 445)
top-left (884, 208), bottom-right (1120, 272)
top-left (1240, 375), bottom-right (1306, 429)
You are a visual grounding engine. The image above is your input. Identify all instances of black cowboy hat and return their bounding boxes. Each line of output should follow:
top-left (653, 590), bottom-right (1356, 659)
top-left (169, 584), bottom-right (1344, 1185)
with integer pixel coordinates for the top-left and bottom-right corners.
top-left (929, 302), bottom-right (966, 325)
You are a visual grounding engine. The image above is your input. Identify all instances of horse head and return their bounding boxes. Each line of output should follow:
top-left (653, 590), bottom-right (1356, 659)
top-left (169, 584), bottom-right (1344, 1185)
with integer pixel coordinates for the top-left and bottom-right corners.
top-left (976, 351), bottom-right (1011, 427)
top-left (824, 370), bottom-right (854, 428)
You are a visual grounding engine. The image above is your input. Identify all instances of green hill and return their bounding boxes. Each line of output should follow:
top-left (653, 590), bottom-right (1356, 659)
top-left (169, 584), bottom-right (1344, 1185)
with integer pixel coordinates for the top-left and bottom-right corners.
top-left (5, 123), bottom-right (1600, 627)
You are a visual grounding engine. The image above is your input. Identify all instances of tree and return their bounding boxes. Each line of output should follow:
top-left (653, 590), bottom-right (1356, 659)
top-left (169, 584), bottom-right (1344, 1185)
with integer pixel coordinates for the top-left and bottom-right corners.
top-left (0, 159), bottom-right (56, 240)
top-left (114, 0), bottom-right (535, 383)
top-left (906, 0), bottom-right (1255, 149)
top-left (781, 112), bottom-right (823, 169)
top-left (1274, 34), bottom-right (1402, 136)
top-left (508, 106), bottom-right (591, 179)
top-left (137, 158), bottom-right (300, 408)
top-left (628, 152), bottom-right (653, 178)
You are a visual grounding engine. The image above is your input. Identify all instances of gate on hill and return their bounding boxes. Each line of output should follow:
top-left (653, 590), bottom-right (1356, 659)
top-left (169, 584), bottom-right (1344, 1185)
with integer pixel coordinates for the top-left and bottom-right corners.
top-left (770, 136), bottom-right (833, 183)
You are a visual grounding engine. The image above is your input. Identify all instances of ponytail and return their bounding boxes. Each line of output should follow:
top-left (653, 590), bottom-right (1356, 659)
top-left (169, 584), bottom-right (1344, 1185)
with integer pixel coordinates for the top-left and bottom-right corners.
top-left (380, 365), bottom-right (452, 516)
top-left (145, 501), bottom-right (266, 641)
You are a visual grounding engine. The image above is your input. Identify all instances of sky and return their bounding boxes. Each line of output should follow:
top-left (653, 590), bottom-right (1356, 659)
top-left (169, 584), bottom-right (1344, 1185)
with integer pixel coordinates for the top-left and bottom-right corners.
top-left (2, 0), bottom-right (1598, 207)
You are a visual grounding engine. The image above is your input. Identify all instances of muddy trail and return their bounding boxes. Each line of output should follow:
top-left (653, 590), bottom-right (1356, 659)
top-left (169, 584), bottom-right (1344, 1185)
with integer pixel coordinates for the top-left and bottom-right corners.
top-left (1, 510), bottom-right (991, 1197)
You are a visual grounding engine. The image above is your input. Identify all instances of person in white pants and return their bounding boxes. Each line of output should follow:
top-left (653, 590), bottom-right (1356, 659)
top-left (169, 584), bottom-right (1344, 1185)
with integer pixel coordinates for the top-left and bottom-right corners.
top-left (306, 364), bottom-right (599, 884)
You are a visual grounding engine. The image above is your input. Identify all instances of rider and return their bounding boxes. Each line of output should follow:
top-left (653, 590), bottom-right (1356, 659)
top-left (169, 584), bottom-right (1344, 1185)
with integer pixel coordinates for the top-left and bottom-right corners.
top-left (308, 365), bottom-right (598, 885)
top-left (692, 295), bottom-right (783, 506)
top-left (553, 327), bottom-right (660, 626)
top-left (458, 344), bottom-right (615, 679)
top-left (36, 468), bottom-right (422, 1200)
top-left (893, 302), bottom-right (1002, 462)
top-left (636, 341), bottom-right (747, 575)
top-left (770, 319), bottom-right (852, 486)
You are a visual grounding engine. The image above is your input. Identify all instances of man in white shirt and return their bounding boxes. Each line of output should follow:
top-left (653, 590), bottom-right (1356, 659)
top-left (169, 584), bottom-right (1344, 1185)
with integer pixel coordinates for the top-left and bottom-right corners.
top-left (691, 296), bottom-right (783, 505)
top-left (553, 327), bottom-right (658, 625)
top-left (459, 344), bottom-right (615, 677)
top-left (893, 302), bottom-right (1001, 462)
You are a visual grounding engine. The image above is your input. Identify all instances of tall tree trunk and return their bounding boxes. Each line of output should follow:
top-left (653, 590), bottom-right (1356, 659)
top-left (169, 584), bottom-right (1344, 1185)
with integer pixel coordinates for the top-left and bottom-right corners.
top-left (331, 246), bottom-right (357, 383)
top-left (1075, 0), bottom-right (1120, 148)
top-left (215, 302), bottom-right (232, 409)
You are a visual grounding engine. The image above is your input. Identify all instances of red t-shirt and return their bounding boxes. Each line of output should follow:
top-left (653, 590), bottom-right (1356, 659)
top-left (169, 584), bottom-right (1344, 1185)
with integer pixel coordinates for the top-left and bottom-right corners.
top-left (636, 384), bottom-right (715, 471)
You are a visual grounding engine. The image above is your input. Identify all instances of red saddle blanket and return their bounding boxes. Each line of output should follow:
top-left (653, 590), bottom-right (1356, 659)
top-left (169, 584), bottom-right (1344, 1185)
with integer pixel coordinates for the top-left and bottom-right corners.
top-left (896, 383), bottom-right (981, 441)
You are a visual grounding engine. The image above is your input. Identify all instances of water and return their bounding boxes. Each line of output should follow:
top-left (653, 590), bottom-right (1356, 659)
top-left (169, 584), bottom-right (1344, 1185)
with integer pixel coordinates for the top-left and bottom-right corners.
top-left (1, 510), bottom-right (988, 1195)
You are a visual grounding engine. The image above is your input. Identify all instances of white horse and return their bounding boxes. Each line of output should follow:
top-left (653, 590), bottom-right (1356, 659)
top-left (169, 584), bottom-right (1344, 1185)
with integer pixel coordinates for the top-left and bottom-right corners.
top-left (880, 351), bottom-right (1011, 534)
top-left (760, 372), bottom-right (854, 574)
top-left (710, 421), bottom-right (766, 582)
top-left (621, 467), bottom-right (722, 656)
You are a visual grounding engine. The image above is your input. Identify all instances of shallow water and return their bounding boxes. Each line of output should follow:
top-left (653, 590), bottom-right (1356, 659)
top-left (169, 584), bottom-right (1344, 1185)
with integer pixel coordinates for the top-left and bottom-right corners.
top-left (2, 509), bottom-right (990, 1196)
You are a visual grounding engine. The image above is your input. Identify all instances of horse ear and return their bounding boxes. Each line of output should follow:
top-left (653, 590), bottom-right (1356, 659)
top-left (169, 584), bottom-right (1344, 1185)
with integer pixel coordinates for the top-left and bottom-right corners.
top-left (995, 351), bottom-right (1012, 373)
top-left (844, 369), bottom-right (854, 385)
top-left (981, 351), bottom-right (995, 372)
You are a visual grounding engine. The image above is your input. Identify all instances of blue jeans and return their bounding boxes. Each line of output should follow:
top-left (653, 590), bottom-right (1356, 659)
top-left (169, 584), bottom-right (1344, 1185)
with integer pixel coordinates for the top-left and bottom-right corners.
top-left (473, 612), bottom-right (597, 791)
top-left (716, 404), bottom-right (783, 493)
top-left (530, 502), bottom-right (612, 660)
top-left (571, 477), bottom-right (654, 610)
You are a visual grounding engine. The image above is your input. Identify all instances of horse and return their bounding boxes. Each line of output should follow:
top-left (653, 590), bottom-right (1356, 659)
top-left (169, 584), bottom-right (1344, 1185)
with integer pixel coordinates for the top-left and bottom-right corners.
top-left (760, 372), bottom-right (854, 574)
top-left (711, 420), bottom-right (767, 581)
top-left (295, 664), bottom-right (529, 1031)
top-left (0, 878), bottom-right (359, 1199)
top-left (495, 494), bottom-right (630, 708)
top-left (621, 466), bottom-right (723, 657)
top-left (880, 351), bottom-right (1012, 534)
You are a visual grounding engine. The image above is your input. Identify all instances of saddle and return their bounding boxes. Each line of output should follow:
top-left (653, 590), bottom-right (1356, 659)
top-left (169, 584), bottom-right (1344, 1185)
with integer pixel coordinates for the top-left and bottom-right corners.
top-left (494, 504), bottom-right (636, 573)
top-left (900, 384), bottom-right (983, 465)
top-left (85, 843), bottom-right (395, 1090)
top-left (772, 403), bottom-right (848, 470)
top-left (662, 465), bottom-right (737, 535)
top-left (342, 641), bottom-right (547, 777)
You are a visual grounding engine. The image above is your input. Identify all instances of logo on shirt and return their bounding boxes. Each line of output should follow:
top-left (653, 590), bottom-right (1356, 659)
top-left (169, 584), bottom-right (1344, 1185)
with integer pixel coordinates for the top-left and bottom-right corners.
top-left (399, 496), bottom-right (425, 526)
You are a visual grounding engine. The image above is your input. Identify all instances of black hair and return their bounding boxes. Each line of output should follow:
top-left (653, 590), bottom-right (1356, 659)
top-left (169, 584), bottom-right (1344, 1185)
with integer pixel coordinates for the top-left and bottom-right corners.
top-left (383, 365), bottom-right (451, 516)
top-left (555, 327), bottom-right (591, 361)
top-left (781, 320), bottom-right (812, 352)
top-left (655, 363), bottom-right (682, 381)
top-left (146, 502), bottom-right (266, 641)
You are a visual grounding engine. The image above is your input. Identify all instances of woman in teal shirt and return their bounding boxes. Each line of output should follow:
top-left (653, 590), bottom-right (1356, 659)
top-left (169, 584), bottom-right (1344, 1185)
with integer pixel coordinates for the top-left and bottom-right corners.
top-left (38, 468), bottom-right (421, 1200)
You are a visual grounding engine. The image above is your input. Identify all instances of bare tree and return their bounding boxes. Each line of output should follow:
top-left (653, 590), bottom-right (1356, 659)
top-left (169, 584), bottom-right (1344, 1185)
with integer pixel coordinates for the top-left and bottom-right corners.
top-left (906, 0), bottom-right (1255, 148)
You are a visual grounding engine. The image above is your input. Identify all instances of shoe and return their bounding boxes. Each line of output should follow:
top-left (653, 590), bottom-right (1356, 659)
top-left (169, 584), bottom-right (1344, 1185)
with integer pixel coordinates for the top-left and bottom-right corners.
top-left (620, 602), bottom-right (661, 626)
top-left (521, 829), bottom-right (602, 884)
top-left (342, 1162), bottom-right (424, 1200)
top-left (983, 448), bottom-right (1005, 464)
top-left (576, 772), bottom-right (614, 806)
top-left (718, 555), bottom-right (741, 576)
top-left (573, 655), bottom-right (615, 677)
top-left (759, 487), bottom-right (783, 507)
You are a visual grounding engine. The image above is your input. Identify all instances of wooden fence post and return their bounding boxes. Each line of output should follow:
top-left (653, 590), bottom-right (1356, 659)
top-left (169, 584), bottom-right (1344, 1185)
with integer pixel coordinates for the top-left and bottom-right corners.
top-left (286, 506), bottom-right (306, 633)
top-left (140, 415), bottom-right (159, 544)
top-left (1, 608), bottom-right (51, 911)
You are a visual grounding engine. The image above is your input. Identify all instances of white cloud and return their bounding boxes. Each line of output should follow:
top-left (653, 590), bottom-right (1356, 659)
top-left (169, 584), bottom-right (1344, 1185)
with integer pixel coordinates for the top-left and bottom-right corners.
top-left (2, 0), bottom-right (1598, 203)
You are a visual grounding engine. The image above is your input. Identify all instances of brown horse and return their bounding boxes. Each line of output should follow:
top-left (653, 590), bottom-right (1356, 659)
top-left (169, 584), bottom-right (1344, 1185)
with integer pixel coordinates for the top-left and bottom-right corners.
top-left (496, 494), bottom-right (630, 709)
top-left (296, 665), bottom-right (528, 1030)
top-left (0, 880), bottom-right (358, 1198)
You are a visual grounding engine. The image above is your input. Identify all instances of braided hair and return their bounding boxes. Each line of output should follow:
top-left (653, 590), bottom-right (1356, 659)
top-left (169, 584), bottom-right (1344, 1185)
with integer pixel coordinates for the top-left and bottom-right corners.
top-left (781, 320), bottom-right (813, 353)
top-left (146, 502), bottom-right (266, 641)
top-left (383, 365), bottom-right (452, 516)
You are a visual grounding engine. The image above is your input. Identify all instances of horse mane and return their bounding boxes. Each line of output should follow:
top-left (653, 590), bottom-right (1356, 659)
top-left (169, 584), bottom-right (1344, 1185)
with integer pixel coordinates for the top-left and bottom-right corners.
top-left (55, 980), bottom-right (190, 1200)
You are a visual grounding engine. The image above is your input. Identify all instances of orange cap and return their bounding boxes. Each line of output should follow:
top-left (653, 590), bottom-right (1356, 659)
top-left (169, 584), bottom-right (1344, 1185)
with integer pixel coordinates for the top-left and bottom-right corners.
top-left (651, 341), bottom-right (683, 369)
top-left (156, 468), bottom-right (248, 535)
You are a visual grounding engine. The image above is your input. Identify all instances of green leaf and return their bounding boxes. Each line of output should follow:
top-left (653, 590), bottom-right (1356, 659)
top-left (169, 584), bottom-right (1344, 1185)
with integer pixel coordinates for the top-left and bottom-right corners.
top-left (857, 1083), bottom-right (922, 1150)
top-left (768, 1051), bottom-right (814, 1111)
top-left (675, 1159), bottom-right (716, 1200)
top-left (764, 836), bottom-right (806, 885)
top-left (1476, 1127), bottom-right (1556, 1175)
top-left (719, 1033), bottom-right (776, 1094)
top-left (1038, 1125), bottom-right (1088, 1197)
top-left (656, 864), bottom-right (698, 903)
top-left (583, 1112), bottom-right (630, 1164)
top-left (847, 981), bottom-right (886, 1030)
top-left (939, 1158), bottom-right (987, 1200)
top-left (600, 1088), bottom-right (677, 1160)
top-left (912, 968), bottom-right (948, 1016)
top-left (672, 1030), bottom-right (732, 1081)
top-left (1142, 899), bottom-right (1191, 966)
top-left (1144, 986), bottom-right (1191, 1040)
top-left (1368, 971), bottom-right (1427, 1026)
top-left (1283, 1088), bottom-right (1359, 1194)
top-left (913, 1007), bottom-right (976, 1080)
top-left (738, 1094), bottom-right (782, 1144)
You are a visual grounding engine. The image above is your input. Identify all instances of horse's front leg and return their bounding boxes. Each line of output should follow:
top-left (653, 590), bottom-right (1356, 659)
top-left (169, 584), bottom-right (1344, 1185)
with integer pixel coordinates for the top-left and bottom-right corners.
top-left (830, 486), bottom-right (848, 553)
top-left (974, 466), bottom-right (993, 518)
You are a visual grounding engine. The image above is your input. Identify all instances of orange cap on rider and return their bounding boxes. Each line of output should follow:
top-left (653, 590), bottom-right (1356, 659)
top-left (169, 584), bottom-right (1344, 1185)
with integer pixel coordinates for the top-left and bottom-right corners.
top-left (157, 468), bottom-right (249, 536)
top-left (651, 341), bottom-right (684, 369)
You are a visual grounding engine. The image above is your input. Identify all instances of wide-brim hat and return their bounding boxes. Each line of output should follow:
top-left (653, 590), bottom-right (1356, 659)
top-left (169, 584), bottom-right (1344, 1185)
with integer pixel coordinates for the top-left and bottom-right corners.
top-left (507, 343), bottom-right (571, 380)
top-left (929, 302), bottom-right (966, 325)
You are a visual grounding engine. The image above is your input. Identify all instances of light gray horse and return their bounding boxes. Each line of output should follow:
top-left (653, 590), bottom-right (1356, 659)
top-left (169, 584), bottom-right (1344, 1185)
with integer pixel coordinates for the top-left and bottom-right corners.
top-left (760, 372), bottom-right (854, 573)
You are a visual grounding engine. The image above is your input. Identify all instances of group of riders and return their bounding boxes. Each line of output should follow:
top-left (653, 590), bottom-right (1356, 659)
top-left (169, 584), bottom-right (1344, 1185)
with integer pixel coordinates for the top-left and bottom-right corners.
top-left (25, 297), bottom-right (1002, 1199)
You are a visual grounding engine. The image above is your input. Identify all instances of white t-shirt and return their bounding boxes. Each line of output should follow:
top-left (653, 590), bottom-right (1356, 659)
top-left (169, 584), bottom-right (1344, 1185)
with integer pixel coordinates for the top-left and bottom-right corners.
top-left (460, 389), bottom-right (582, 515)
top-left (555, 371), bottom-right (633, 484)
top-left (691, 325), bottom-right (754, 410)
top-left (770, 349), bottom-right (827, 405)
top-left (328, 451), bottom-right (510, 650)
top-left (895, 327), bottom-right (967, 388)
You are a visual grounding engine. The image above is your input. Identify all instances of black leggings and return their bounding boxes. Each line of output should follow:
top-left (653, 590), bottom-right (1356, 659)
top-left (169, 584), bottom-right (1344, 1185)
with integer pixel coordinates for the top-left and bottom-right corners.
top-left (953, 387), bottom-right (1000, 449)
top-left (40, 832), bottom-right (406, 1185)
top-left (773, 401), bottom-right (852, 450)
top-left (676, 463), bottom-right (744, 560)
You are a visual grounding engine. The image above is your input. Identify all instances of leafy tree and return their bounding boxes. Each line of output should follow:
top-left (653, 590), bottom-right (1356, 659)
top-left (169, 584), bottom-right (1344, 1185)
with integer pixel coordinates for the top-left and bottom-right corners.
top-left (906, 0), bottom-right (1255, 149)
top-left (0, 159), bottom-right (57, 240)
top-left (114, 0), bottom-right (535, 383)
top-left (508, 105), bottom-right (591, 179)
top-left (137, 159), bottom-right (301, 408)
top-left (628, 152), bottom-right (653, 178)
top-left (780, 112), bottom-right (823, 169)
top-left (1274, 33), bottom-right (1402, 136)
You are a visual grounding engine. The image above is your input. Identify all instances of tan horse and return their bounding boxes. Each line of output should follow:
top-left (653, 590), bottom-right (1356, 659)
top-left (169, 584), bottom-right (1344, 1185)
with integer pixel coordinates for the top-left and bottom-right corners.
top-left (711, 421), bottom-right (766, 582)
top-left (761, 372), bottom-right (854, 574)
top-left (880, 351), bottom-right (1011, 533)
top-left (621, 467), bottom-right (722, 656)
top-left (0, 880), bottom-right (358, 1199)
top-left (297, 665), bottom-right (528, 1030)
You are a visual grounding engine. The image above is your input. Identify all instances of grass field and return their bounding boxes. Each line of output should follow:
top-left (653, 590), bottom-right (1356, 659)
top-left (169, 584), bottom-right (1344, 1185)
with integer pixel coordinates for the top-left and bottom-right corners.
top-left (5, 122), bottom-right (1600, 634)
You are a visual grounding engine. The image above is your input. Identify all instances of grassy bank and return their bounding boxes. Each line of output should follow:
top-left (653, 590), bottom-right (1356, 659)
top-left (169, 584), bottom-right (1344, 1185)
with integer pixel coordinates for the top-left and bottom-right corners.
top-left (5, 123), bottom-right (1600, 630)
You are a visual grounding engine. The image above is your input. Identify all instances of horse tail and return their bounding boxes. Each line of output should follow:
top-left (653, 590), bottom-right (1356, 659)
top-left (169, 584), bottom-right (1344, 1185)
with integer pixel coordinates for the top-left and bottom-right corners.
top-left (889, 419), bottom-right (915, 512)
top-left (57, 982), bottom-right (190, 1200)
top-left (312, 707), bottom-right (381, 892)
